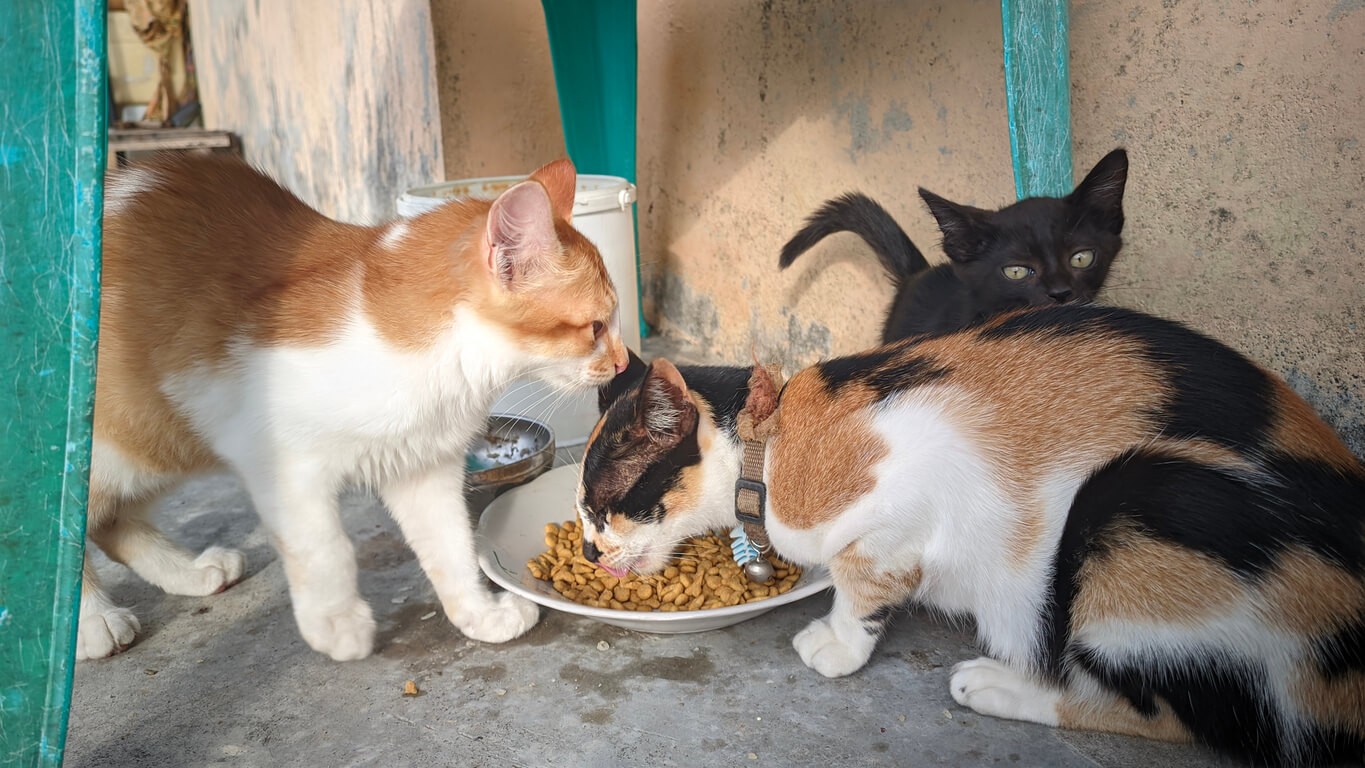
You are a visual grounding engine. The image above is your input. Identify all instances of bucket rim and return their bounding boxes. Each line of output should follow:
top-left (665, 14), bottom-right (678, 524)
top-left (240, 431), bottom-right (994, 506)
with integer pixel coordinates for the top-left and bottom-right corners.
top-left (401, 174), bottom-right (636, 215)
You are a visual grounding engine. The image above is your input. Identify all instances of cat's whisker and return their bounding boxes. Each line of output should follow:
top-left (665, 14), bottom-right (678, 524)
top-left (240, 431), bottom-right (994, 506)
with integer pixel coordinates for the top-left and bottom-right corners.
top-left (513, 386), bottom-right (567, 426)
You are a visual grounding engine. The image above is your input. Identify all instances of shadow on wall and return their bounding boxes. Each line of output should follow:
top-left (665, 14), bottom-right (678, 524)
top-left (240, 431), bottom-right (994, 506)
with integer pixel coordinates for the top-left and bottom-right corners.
top-left (635, 0), bottom-right (1018, 365)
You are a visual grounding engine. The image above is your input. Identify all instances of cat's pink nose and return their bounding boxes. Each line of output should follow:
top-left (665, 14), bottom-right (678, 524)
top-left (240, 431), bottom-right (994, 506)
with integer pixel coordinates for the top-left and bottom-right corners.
top-left (614, 359), bottom-right (629, 374)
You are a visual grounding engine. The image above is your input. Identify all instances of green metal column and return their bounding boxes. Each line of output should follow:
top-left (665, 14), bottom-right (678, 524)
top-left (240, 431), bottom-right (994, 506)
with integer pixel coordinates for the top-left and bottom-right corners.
top-left (0, 1), bottom-right (108, 765)
top-left (1001, 0), bottom-right (1073, 198)
top-left (540, 0), bottom-right (646, 338)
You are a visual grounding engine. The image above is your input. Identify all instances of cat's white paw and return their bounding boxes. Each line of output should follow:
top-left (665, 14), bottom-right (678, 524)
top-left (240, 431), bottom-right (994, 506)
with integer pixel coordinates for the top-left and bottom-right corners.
top-left (296, 598), bottom-right (376, 661)
top-left (949, 657), bottom-right (1059, 726)
top-left (76, 606), bottom-right (141, 660)
top-left (455, 592), bottom-right (540, 644)
top-left (173, 546), bottom-right (246, 596)
top-left (793, 617), bottom-right (873, 678)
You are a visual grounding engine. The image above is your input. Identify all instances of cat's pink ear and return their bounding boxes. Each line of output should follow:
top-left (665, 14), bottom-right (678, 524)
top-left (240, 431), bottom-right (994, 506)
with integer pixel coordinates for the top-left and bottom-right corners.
top-left (636, 359), bottom-right (697, 445)
top-left (528, 158), bottom-right (577, 223)
top-left (485, 180), bottom-right (559, 287)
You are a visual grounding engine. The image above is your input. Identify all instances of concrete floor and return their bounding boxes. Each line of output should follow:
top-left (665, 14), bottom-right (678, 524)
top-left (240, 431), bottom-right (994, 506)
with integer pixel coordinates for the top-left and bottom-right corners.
top-left (67, 339), bottom-right (1234, 768)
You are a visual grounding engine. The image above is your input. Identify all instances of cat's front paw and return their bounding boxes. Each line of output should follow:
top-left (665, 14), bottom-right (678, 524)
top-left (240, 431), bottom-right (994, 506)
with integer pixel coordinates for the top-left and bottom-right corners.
top-left (296, 598), bottom-right (376, 661)
top-left (76, 606), bottom-right (141, 660)
top-left (176, 546), bottom-right (246, 596)
top-left (454, 592), bottom-right (539, 644)
top-left (949, 657), bottom-right (1059, 725)
top-left (793, 616), bottom-right (873, 678)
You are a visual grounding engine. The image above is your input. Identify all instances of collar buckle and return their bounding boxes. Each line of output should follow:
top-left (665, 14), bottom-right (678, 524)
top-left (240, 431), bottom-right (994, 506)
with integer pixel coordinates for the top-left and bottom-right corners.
top-left (734, 476), bottom-right (767, 526)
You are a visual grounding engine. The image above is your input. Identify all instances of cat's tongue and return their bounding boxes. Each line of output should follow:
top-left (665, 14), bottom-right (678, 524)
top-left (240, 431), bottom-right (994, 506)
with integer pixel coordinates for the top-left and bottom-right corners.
top-left (599, 563), bottom-right (629, 578)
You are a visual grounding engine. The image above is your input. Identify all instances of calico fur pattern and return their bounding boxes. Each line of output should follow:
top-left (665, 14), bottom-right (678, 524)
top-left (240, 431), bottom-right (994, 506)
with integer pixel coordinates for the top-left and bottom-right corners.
top-left (581, 304), bottom-right (1365, 766)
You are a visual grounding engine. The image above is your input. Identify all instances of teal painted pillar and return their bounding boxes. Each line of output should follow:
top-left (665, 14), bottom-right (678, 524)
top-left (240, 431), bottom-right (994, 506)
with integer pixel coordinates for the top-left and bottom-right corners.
top-left (0, 1), bottom-right (107, 765)
top-left (540, 0), bottom-right (646, 338)
top-left (1001, 0), bottom-right (1073, 198)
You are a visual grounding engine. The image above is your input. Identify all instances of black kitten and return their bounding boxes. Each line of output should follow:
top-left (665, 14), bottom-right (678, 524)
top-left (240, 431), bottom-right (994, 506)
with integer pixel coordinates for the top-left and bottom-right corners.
top-left (779, 148), bottom-right (1129, 342)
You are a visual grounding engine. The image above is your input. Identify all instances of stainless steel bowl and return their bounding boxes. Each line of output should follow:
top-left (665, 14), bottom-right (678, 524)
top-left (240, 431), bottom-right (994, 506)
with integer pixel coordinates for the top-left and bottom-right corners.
top-left (465, 415), bottom-right (556, 512)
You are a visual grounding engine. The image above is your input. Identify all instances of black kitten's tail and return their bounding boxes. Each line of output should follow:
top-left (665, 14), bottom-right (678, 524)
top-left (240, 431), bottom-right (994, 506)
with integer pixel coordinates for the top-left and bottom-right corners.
top-left (778, 193), bottom-right (931, 289)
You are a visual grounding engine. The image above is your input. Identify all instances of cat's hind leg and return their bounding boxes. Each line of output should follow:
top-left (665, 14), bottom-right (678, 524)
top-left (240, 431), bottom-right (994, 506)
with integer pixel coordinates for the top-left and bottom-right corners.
top-left (950, 657), bottom-right (1191, 743)
top-left (380, 462), bottom-right (538, 643)
top-left (89, 494), bottom-right (245, 597)
top-left (794, 542), bottom-right (921, 677)
top-left (76, 551), bottom-right (141, 660)
top-left (950, 657), bottom-right (1062, 726)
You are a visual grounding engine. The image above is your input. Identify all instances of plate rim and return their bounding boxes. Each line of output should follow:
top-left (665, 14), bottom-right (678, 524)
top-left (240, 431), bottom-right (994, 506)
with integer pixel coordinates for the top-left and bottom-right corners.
top-left (474, 467), bottom-right (834, 627)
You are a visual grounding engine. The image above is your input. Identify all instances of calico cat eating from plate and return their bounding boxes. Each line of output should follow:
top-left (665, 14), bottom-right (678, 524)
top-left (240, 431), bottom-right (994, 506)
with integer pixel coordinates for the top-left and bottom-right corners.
top-left (85, 154), bottom-right (628, 661)
top-left (580, 305), bottom-right (1364, 765)
top-left (779, 149), bottom-right (1129, 342)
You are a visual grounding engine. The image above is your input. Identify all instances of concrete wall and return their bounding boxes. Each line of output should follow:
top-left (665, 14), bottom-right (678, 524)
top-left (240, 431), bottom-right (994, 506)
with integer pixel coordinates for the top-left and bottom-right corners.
top-left (445, 0), bottom-right (1363, 451)
top-left (189, 0), bottom-right (443, 224)
top-left (428, 0), bottom-right (566, 178)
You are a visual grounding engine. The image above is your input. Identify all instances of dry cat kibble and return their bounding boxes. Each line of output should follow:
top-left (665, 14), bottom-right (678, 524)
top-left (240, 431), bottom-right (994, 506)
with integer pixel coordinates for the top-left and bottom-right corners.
top-left (528, 519), bottom-right (803, 612)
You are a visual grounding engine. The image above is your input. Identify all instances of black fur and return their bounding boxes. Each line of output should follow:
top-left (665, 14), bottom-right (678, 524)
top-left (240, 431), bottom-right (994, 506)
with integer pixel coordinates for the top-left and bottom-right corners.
top-left (1073, 646), bottom-right (1288, 762)
top-left (615, 427), bottom-right (700, 523)
top-left (814, 346), bottom-right (903, 393)
top-left (778, 192), bottom-right (931, 289)
top-left (669, 365), bottom-right (752, 436)
top-left (597, 349), bottom-right (649, 413)
top-left (816, 348), bottom-right (951, 402)
top-left (779, 149), bottom-right (1129, 343)
top-left (1314, 619), bottom-right (1365, 678)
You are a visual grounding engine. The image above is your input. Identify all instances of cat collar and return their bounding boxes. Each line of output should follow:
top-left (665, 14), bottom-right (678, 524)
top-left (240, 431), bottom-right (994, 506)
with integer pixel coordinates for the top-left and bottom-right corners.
top-left (733, 363), bottom-right (784, 581)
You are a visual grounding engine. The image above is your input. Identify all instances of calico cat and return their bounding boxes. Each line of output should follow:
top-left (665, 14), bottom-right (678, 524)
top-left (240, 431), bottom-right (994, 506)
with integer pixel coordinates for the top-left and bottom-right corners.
top-left (84, 154), bottom-right (629, 661)
top-left (581, 305), bottom-right (1365, 766)
top-left (778, 148), bottom-right (1129, 342)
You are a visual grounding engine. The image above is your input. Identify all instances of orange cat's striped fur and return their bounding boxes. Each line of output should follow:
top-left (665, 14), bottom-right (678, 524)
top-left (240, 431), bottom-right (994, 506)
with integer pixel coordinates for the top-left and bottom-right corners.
top-left (583, 305), bottom-right (1364, 765)
top-left (85, 154), bottom-right (628, 661)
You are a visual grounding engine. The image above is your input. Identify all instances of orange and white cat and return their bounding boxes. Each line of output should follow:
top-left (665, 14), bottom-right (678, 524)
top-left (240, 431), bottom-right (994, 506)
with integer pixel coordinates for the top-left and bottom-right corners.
top-left (84, 154), bottom-right (628, 661)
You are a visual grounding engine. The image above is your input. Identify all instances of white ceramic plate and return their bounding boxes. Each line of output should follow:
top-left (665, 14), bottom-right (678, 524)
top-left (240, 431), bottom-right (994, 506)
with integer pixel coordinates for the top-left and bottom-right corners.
top-left (476, 464), bottom-right (832, 634)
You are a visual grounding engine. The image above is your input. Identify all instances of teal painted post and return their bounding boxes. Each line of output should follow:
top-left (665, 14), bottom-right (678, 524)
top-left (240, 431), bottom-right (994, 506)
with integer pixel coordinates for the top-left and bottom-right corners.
top-left (539, 0), bottom-right (647, 338)
top-left (0, 1), bottom-right (107, 765)
top-left (1000, 0), bottom-right (1073, 198)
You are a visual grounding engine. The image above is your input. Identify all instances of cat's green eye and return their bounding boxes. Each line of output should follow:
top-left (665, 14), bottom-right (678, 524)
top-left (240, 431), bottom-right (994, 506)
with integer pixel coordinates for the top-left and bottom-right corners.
top-left (1070, 249), bottom-right (1096, 269)
top-left (1001, 265), bottom-right (1033, 280)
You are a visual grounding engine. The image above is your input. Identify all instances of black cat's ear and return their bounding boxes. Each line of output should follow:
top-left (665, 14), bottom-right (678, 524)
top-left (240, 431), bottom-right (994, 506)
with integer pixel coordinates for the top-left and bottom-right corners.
top-left (1069, 148), bottom-right (1128, 234)
top-left (598, 348), bottom-right (648, 414)
top-left (919, 188), bottom-right (989, 263)
top-left (634, 359), bottom-right (698, 446)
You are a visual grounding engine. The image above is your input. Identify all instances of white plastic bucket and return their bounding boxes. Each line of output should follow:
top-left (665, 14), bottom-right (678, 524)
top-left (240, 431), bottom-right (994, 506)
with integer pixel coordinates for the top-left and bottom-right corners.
top-left (397, 174), bottom-right (641, 446)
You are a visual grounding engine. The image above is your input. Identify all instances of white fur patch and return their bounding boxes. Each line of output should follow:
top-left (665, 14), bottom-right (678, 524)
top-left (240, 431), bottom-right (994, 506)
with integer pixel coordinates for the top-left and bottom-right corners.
top-left (157, 305), bottom-right (580, 489)
top-left (379, 221), bottom-right (410, 251)
top-left (950, 657), bottom-right (1061, 725)
top-left (104, 166), bottom-right (159, 218)
top-left (757, 386), bottom-right (1075, 670)
top-left (90, 439), bottom-right (172, 501)
top-left (643, 378), bottom-right (684, 435)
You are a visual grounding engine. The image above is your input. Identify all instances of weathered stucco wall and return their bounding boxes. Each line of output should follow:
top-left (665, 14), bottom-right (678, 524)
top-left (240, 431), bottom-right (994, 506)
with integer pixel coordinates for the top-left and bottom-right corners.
top-left (428, 0), bottom-right (566, 179)
top-left (447, 0), bottom-right (1365, 450)
top-left (189, 0), bottom-right (443, 224)
top-left (1068, 0), bottom-right (1365, 451)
